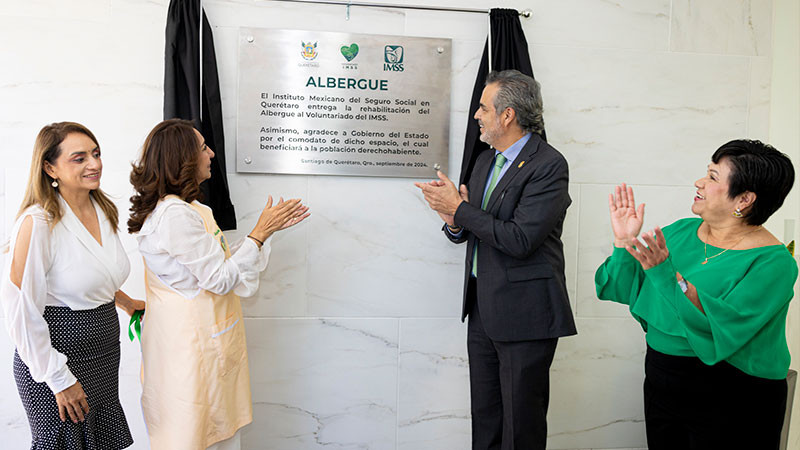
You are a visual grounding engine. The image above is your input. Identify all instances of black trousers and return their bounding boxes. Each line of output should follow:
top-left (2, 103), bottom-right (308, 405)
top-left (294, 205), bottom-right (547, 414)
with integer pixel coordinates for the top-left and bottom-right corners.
top-left (644, 345), bottom-right (787, 450)
top-left (466, 279), bottom-right (558, 450)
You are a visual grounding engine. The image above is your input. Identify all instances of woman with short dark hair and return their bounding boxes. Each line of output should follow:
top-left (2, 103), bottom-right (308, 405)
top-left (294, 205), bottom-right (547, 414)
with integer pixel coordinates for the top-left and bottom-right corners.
top-left (595, 139), bottom-right (797, 449)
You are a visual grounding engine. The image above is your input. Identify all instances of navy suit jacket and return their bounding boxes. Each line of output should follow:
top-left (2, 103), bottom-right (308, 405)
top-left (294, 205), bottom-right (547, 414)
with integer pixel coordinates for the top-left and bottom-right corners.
top-left (446, 133), bottom-right (577, 342)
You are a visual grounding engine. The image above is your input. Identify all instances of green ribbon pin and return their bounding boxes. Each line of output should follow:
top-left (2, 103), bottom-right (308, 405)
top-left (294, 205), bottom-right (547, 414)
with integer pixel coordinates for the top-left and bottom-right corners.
top-left (128, 309), bottom-right (144, 342)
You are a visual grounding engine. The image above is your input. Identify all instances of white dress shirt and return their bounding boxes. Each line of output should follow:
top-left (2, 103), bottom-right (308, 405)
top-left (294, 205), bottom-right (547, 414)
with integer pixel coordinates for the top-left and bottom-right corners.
top-left (1, 196), bottom-right (131, 393)
top-left (135, 197), bottom-right (270, 299)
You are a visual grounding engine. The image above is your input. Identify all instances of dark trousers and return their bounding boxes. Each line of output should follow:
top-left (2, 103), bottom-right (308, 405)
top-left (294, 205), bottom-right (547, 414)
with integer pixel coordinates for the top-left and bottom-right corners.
top-left (644, 345), bottom-right (787, 450)
top-left (466, 279), bottom-right (558, 450)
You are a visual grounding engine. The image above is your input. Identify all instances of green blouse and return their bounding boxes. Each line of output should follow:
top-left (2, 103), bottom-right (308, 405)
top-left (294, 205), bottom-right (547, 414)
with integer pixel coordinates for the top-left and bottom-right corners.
top-left (595, 217), bottom-right (798, 380)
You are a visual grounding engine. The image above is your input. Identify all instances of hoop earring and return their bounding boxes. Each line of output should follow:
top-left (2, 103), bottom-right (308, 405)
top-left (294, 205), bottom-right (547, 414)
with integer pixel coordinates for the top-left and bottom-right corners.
top-left (51, 180), bottom-right (58, 188)
top-left (733, 208), bottom-right (743, 218)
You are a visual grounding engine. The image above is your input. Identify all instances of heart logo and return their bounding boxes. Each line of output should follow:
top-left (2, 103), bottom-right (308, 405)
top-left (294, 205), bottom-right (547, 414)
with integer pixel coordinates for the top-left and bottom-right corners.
top-left (340, 43), bottom-right (359, 62)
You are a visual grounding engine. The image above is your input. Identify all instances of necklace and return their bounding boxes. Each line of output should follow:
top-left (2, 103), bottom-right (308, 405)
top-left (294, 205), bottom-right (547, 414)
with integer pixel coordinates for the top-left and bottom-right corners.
top-left (702, 224), bottom-right (761, 265)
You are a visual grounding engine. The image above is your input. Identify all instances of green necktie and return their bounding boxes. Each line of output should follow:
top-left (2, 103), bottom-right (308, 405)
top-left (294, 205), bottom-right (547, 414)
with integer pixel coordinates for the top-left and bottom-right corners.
top-left (472, 153), bottom-right (507, 277)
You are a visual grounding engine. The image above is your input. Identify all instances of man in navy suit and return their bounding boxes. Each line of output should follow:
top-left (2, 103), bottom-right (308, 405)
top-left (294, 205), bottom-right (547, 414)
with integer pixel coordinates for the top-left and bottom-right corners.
top-left (416, 70), bottom-right (576, 450)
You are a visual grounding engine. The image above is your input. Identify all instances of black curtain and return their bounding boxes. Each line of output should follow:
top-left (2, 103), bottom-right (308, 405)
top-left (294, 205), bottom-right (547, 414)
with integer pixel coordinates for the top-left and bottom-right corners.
top-left (164, 0), bottom-right (236, 230)
top-left (459, 8), bottom-right (545, 186)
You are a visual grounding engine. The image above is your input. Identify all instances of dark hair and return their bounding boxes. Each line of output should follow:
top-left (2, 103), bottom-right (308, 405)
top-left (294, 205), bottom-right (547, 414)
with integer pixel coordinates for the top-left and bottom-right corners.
top-left (712, 139), bottom-right (795, 226)
top-left (485, 69), bottom-right (544, 135)
top-left (128, 119), bottom-right (202, 233)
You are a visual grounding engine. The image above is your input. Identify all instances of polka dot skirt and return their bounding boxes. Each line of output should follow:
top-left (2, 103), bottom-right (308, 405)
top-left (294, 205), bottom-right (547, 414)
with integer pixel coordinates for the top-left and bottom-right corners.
top-left (13, 302), bottom-right (133, 449)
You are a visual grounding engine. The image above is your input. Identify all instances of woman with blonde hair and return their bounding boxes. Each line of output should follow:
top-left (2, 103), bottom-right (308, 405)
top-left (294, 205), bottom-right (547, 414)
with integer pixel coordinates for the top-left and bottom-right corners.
top-left (1, 122), bottom-right (142, 449)
top-left (129, 118), bottom-right (308, 450)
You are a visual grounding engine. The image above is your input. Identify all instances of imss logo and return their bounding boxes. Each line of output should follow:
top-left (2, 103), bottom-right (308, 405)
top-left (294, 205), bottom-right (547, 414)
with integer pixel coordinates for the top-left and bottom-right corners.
top-left (340, 43), bottom-right (359, 61)
top-left (383, 45), bottom-right (404, 71)
top-left (340, 43), bottom-right (359, 70)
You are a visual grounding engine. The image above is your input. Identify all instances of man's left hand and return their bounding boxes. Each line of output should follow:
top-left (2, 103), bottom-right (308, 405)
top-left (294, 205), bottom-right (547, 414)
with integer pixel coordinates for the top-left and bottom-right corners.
top-left (414, 171), bottom-right (465, 216)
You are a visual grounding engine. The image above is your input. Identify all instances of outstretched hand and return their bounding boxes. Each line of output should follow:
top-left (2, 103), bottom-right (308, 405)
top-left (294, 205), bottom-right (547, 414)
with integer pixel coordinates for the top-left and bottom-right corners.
top-left (609, 183), bottom-right (645, 247)
top-left (251, 196), bottom-right (308, 242)
top-left (279, 202), bottom-right (310, 230)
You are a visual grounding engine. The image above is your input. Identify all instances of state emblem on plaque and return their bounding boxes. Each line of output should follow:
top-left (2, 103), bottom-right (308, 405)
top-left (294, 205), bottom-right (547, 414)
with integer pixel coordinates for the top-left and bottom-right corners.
top-left (301, 41), bottom-right (318, 60)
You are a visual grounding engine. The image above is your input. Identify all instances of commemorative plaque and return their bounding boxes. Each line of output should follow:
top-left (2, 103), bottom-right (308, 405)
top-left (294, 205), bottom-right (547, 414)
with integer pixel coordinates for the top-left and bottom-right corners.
top-left (236, 28), bottom-right (451, 177)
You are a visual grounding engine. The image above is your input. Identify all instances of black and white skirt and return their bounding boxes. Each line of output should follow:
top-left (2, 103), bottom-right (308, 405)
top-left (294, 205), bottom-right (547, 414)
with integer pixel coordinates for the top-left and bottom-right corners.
top-left (13, 301), bottom-right (133, 450)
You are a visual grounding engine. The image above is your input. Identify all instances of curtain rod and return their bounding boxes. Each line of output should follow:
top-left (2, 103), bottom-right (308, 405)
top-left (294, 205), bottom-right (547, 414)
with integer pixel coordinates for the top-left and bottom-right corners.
top-left (261, 0), bottom-right (533, 17)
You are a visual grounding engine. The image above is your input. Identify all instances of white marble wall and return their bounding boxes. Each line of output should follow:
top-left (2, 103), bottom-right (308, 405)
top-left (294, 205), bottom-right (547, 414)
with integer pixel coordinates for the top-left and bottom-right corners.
top-left (0, 0), bottom-right (782, 449)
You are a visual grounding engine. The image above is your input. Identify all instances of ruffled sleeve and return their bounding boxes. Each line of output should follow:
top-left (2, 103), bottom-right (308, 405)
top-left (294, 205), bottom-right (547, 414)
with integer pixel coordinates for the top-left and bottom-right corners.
top-left (227, 234), bottom-right (270, 297)
top-left (595, 246), bottom-right (647, 306)
top-left (644, 249), bottom-right (798, 366)
top-left (1, 209), bottom-right (77, 393)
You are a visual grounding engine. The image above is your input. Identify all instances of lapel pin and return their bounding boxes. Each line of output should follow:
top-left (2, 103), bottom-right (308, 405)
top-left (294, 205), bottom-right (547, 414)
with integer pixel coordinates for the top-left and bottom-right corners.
top-left (518, 161), bottom-right (526, 169)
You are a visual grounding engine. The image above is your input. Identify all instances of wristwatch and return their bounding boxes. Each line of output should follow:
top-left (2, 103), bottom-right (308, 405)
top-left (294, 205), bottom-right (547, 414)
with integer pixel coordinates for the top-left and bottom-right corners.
top-left (677, 279), bottom-right (688, 293)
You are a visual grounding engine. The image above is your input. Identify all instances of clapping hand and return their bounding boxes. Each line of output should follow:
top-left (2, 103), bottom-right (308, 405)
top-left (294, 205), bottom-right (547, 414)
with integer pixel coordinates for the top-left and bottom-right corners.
top-left (278, 200), bottom-right (310, 231)
top-left (415, 171), bottom-right (468, 227)
top-left (608, 183), bottom-right (644, 247)
top-left (627, 227), bottom-right (670, 270)
top-left (250, 196), bottom-right (310, 244)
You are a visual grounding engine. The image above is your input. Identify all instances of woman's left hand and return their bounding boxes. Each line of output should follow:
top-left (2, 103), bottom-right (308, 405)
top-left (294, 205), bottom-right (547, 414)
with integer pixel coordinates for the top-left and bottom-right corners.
top-left (114, 290), bottom-right (145, 317)
top-left (278, 204), bottom-right (310, 230)
top-left (626, 227), bottom-right (669, 270)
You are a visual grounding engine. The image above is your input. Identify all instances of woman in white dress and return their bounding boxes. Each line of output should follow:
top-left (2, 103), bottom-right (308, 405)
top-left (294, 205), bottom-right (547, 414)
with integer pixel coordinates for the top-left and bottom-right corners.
top-left (128, 118), bottom-right (308, 450)
top-left (1, 122), bottom-right (143, 449)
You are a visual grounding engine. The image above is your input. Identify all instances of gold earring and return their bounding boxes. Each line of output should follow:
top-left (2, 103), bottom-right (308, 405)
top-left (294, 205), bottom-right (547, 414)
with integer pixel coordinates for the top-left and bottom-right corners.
top-left (733, 208), bottom-right (743, 218)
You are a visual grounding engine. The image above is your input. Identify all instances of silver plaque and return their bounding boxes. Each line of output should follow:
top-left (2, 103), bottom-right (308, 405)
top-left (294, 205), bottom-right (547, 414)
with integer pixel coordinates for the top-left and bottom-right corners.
top-left (236, 28), bottom-right (451, 177)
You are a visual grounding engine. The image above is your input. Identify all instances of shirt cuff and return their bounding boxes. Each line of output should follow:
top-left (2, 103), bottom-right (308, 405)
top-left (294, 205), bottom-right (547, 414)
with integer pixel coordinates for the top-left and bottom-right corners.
top-left (644, 255), bottom-right (679, 302)
top-left (232, 235), bottom-right (273, 297)
top-left (256, 235), bottom-right (272, 271)
top-left (611, 245), bottom-right (636, 262)
top-left (45, 365), bottom-right (78, 394)
top-left (236, 235), bottom-right (271, 272)
top-left (445, 225), bottom-right (463, 238)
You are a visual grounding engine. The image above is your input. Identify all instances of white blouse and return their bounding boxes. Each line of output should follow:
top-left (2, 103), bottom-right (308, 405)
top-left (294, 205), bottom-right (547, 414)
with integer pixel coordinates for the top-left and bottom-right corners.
top-left (0, 196), bottom-right (130, 394)
top-left (136, 197), bottom-right (270, 299)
